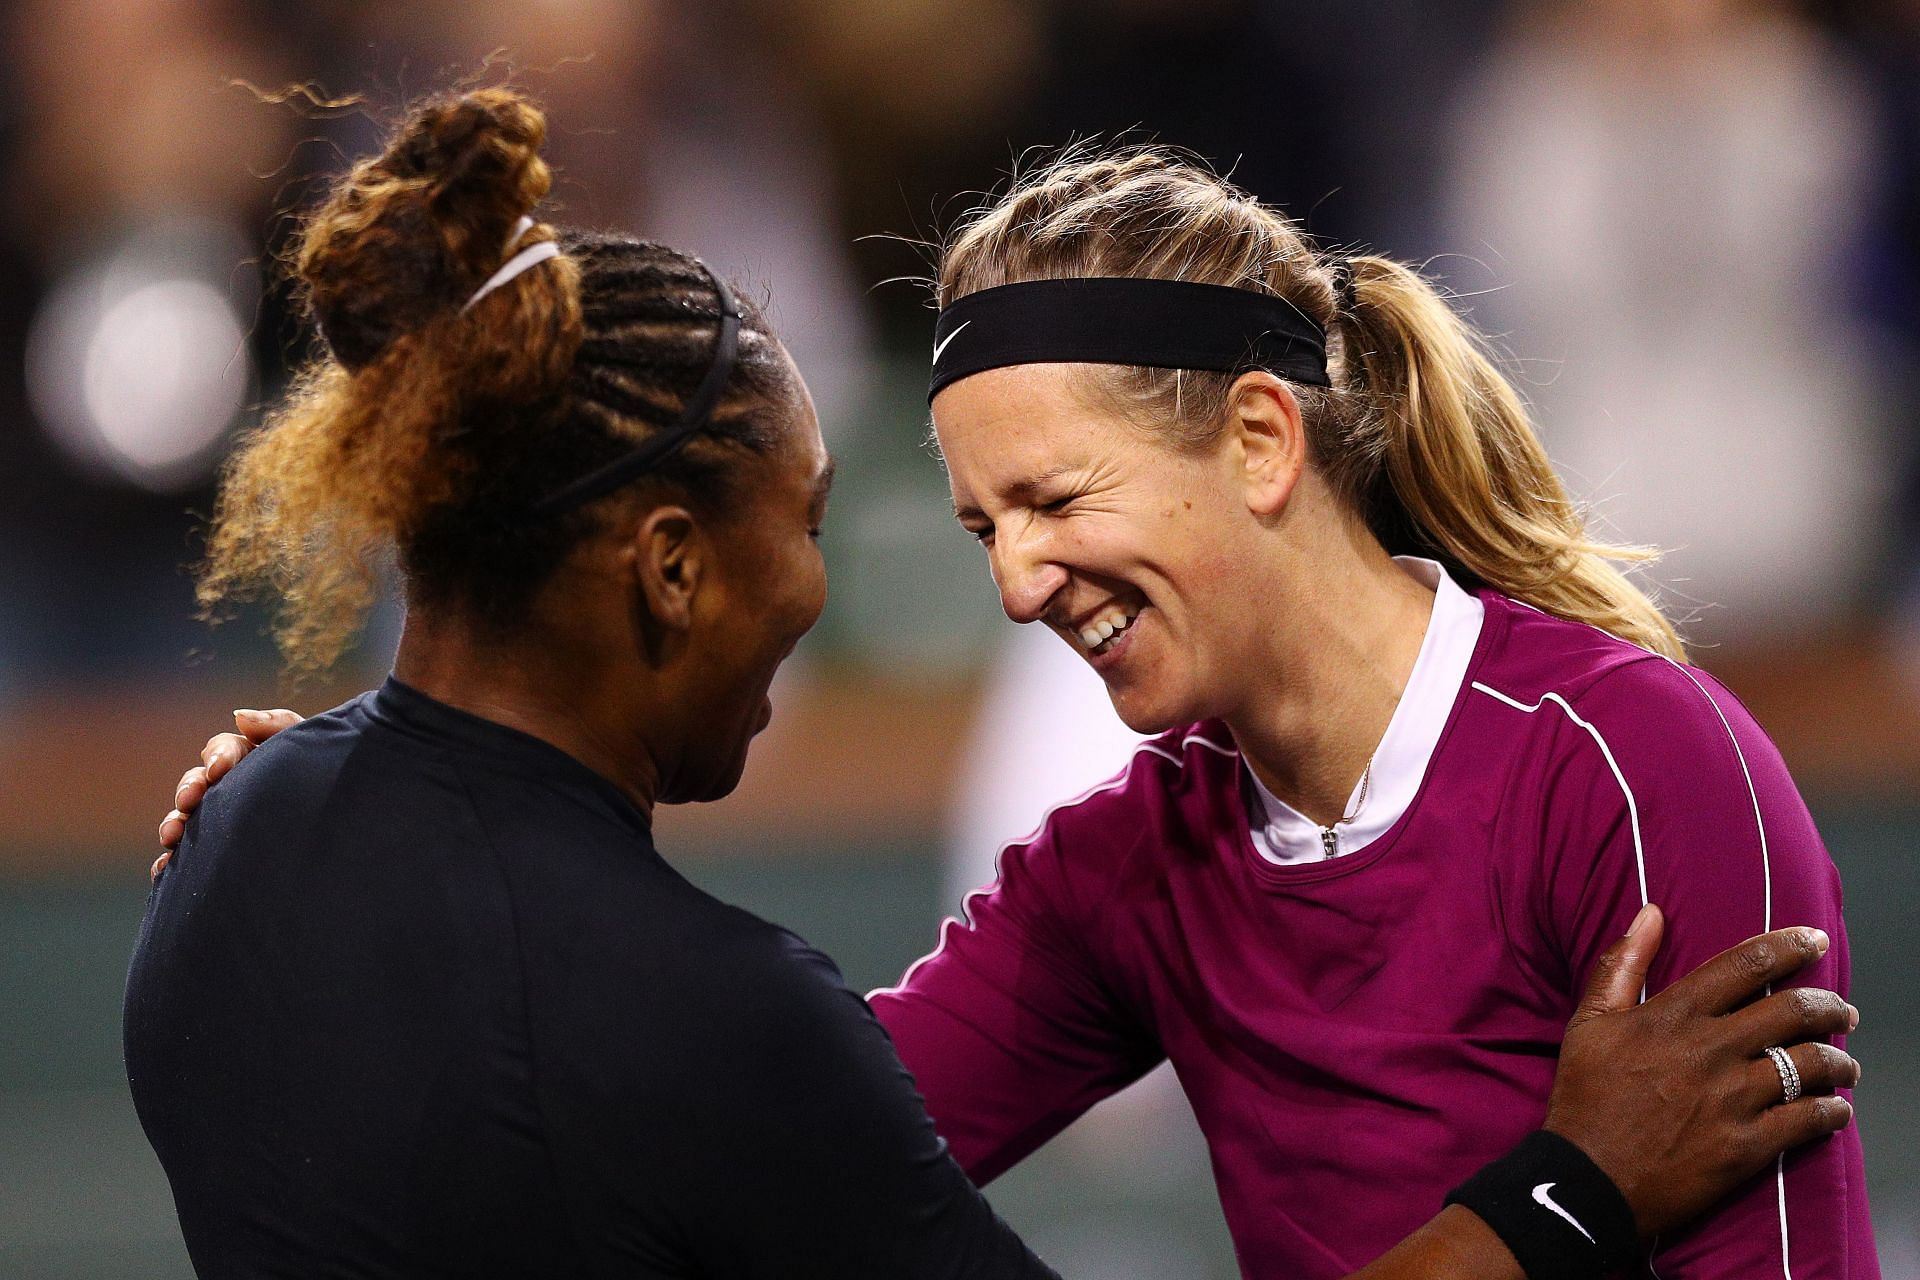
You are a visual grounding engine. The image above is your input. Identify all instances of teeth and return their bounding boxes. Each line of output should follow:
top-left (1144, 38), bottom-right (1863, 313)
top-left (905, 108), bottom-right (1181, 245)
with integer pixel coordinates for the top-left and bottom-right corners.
top-left (1076, 605), bottom-right (1142, 653)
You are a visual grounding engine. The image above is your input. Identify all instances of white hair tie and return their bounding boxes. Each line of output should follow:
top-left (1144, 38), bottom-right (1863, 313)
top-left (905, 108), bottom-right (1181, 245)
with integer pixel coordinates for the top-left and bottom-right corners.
top-left (462, 216), bottom-right (560, 313)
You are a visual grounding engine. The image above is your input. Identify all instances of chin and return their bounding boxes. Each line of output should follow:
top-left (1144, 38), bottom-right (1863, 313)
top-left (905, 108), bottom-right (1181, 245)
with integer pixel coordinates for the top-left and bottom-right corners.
top-left (664, 749), bottom-right (753, 806)
top-left (1108, 687), bottom-right (1203, 737)
top-left (699, 758), bottom-right (751, 803)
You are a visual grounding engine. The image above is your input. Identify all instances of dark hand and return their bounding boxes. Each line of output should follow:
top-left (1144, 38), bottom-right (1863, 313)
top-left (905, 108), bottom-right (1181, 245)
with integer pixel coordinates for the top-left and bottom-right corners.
top-left (1545, 904), bottom-right (1858, 1239)
top-left (153, 708), bottom-right (303, 880)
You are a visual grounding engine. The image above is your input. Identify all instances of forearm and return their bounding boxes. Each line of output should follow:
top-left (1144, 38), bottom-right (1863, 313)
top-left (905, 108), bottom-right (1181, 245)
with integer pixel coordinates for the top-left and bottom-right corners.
top-left (1344, 1206), bottom-right (1522, 1280)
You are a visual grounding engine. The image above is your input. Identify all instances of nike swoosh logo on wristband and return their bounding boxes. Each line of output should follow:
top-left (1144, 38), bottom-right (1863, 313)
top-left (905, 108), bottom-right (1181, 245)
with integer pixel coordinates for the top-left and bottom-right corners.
top-left (1531, 1182), bottom-right (1596, 1244)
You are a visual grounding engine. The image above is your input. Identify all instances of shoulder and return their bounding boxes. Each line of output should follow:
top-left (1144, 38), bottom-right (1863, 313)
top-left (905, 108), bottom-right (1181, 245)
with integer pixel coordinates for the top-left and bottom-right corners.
top-left (1468, 597), bottom-right (1801, 825)
top-left (991, 721), bottom-right (1240, 889)
top-left (605, 887), bottom-right (861, 1026)
top-left (1468, 595), bottom-right (1749, 745)
top-left (636, 908), bottom-right (891, 1089)
top-left (924, 723), bottom-right (1241, 958)
top-left (210, 691), bottom-right (382, 794)
top-left (1027, 721), bottom-right (1240, 841)
top-left (1469, 593), bottom-right (1668, 707)
top-left (522, 874), bottom-right (877, 1085)
top-left (189, 692), bottom-right (431, 857)
top-left (698, 911), bottom-right (861, 1016)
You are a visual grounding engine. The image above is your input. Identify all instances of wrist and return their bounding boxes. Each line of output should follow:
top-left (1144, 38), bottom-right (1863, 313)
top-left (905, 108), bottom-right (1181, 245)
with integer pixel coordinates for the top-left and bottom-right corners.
top-left (1444, 1130), bottom-right (1638, 1280)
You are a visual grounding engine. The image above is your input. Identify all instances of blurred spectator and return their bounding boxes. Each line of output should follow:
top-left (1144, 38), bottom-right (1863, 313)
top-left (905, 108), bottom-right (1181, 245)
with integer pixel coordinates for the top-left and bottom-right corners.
top-left (1448, 0), bottom-right (1896, 650)
top-left (2, 0), bottom-right (298, 684)
top-left (2, 0), bottom-right (880, 684)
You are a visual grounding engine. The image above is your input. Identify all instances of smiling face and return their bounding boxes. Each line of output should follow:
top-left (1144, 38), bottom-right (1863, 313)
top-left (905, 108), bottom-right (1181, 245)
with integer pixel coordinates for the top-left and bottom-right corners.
top-left (935, 363), bottom-right (1295, 734)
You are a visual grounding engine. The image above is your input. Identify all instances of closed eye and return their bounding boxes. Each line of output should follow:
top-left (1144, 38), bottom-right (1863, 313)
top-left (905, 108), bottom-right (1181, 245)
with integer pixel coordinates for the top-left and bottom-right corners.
top-left (1038, 488), bottom-right (1089, 516)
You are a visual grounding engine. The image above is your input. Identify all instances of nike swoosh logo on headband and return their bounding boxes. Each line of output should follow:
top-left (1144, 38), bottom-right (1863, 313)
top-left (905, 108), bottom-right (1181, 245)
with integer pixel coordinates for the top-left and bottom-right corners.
top-left (1531, 1183), bottom-right (1595, 1244)
top-left (932, 320), bottom-right (971, 365)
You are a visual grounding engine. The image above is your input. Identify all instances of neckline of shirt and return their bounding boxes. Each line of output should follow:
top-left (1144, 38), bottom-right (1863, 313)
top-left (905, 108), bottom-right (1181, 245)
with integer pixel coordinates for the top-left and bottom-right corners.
top-left (1244, 557), bottom-right (1487, 866)
top-left (368, 676), bottom-right (654, 835)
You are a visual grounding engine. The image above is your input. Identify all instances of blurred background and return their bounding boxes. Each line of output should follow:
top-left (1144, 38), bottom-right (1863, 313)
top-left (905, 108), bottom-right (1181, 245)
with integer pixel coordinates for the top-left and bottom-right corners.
top-left (3, 0), bottom-right (1918, 1275)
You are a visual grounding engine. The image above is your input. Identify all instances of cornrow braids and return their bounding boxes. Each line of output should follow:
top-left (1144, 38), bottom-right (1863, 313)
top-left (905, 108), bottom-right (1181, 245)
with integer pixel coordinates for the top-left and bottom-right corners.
top-left (198, 89), bottom-right (795, 674)
top-left (406, 233), bottom-right (790, 633)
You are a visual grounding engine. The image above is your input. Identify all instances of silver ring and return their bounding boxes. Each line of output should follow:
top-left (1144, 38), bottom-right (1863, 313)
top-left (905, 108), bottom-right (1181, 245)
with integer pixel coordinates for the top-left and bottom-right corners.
top-left (1765, 1045), bottom-right (1803, 1104)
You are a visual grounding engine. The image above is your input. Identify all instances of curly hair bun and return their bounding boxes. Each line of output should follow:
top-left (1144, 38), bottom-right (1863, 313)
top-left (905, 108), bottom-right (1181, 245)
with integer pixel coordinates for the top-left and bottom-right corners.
top-left (200, 85), bottom-right (806, 675)
top-left (196, 87), bottom-right (593, 673)
top-left (297, 89), bottom-right (557, 370)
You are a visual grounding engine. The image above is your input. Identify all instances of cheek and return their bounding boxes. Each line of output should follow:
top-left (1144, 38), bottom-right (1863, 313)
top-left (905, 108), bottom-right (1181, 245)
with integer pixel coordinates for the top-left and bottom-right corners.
top-left (1166, 549), bottom-right (1245, 640)
top-left (1051, 513), bottom-right (1140, 571)
top-left (799, 550), bottom-right (827, 631)
top-left (777, 539), bottom-right (827, 641)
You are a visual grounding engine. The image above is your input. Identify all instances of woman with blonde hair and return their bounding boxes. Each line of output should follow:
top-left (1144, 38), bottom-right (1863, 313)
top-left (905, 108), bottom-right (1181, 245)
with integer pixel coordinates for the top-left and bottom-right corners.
top-left (155, 126), bottom-right (1868, 1279)
top-left (869, 150), bottom-right (1875, 1278)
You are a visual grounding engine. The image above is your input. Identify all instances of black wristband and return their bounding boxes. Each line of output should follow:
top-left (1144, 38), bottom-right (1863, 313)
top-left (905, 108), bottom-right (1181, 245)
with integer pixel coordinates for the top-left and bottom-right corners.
top-left (1444, 1130), bottom-right (1639, 1280)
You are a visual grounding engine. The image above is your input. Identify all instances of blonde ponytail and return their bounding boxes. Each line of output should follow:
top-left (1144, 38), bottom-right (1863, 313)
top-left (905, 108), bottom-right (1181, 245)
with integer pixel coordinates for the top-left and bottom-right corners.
top-left (938, 148), bottom-right (1685, 661)
top-left (1340, 255), bottom-right (1684, 659)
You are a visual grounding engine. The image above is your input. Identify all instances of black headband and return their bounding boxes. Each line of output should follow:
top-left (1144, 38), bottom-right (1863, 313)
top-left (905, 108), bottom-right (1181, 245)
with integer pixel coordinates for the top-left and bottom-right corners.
top-left (531, 265), bottom-right (742, 517)
top-left (927, 277), bottom-right (1329, 402)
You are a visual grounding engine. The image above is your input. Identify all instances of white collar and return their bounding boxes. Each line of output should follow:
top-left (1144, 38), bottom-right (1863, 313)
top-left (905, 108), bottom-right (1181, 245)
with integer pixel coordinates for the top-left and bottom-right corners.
top-left (1247, 557), bottom-right (1485, 865)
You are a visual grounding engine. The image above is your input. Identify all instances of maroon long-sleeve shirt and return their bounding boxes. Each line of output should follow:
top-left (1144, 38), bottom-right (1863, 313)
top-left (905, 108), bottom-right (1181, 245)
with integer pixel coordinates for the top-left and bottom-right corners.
top-left (872, 587), bottom-right (1876, 1279)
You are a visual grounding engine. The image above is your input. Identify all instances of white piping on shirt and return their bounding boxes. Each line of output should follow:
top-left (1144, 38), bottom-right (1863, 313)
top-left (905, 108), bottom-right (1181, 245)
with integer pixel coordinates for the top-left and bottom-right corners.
top-left (1653, 661), bottom-right (1787, 1278)
top-left (868, 730), bottom-right (1235, 1000)
top-left (1472, 652), bottom-right (1787, 1277)
top-left (1469, 683), bottom-right (1650, 911)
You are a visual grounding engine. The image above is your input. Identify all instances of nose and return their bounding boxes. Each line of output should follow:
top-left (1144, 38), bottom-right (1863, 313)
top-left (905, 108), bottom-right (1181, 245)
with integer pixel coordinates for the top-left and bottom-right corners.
top-left (989, 524), bottom-right (1068, 625)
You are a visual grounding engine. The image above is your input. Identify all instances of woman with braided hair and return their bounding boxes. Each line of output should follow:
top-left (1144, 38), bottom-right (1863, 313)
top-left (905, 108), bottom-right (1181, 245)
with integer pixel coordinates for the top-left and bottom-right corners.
top-left (128, 88), bottom-right (1051, 1277)
top-left (142, 99), bottom-right (1864, 1279)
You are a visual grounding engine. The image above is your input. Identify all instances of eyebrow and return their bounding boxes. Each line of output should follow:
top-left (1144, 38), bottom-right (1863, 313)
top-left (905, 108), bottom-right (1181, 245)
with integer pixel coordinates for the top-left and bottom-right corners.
top-left (951, 462), bottom-right (1079, 521)
top-left (812, 457), bottom-right (837, 509)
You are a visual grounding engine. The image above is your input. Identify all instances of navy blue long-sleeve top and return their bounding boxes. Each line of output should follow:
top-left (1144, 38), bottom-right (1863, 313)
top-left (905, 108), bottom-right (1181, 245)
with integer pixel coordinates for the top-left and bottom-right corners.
top-left (125, 677), bottom-right (1057, 1279)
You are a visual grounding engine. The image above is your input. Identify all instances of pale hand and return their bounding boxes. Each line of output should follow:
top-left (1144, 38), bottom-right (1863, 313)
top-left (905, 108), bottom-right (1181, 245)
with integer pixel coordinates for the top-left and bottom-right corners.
top-left (153, 708), bottom-right (302, 880)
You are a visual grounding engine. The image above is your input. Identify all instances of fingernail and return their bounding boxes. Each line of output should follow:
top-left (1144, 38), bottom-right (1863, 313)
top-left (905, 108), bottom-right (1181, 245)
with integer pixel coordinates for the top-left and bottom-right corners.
top-left (236, 709), bottom-right (264, 722)
top-left (175, 785), bottom-right (190, 807)
top-left (1808, 928), bottom-right (1830, 954)
top-left (1626, 903), bottom-right (1656, 939)
top-left (1848, 1003), bottom-right (1860, 1031)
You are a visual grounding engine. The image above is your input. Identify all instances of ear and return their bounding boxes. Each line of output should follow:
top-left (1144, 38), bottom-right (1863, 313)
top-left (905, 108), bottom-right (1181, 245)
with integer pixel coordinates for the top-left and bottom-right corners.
top-left (1225, 372), bottom-right (1307, 518)
top-left (631, 505), bottom-right (705, 634)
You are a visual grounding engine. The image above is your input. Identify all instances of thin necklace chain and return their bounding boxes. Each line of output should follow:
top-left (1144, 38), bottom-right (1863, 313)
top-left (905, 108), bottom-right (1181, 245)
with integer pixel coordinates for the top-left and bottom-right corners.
top-left (1319, 760), bottom-right (1374, 859)
top-left (1337, 760), bottom-right (1374, 826)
